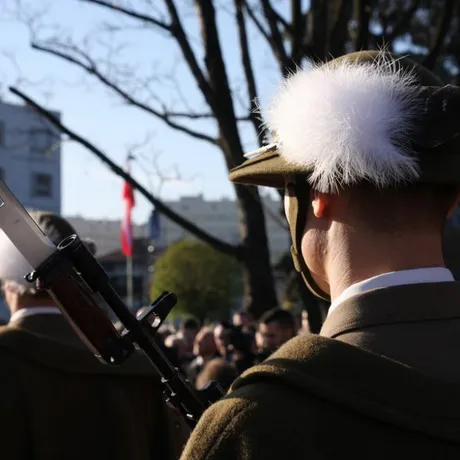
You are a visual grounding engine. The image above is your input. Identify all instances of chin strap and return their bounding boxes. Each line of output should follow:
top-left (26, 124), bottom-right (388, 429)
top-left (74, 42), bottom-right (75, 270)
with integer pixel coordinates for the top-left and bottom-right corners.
top-left (286, 181), bottom-right (331, 302)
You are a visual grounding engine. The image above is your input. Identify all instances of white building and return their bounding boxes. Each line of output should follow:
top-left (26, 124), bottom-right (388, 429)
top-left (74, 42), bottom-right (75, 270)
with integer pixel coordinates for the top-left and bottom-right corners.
top-left (0, 101), bottom-right (61, 213)
top-left (66, 216), bottom-right (146, 257)
top-left (66, 194), bottom-right (290, 264)
top-left (155, 195), bottom-right (290, 264)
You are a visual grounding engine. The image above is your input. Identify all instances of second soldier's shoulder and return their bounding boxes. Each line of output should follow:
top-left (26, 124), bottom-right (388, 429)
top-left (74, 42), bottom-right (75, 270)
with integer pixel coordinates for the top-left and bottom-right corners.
top-left (180, 379), bottom-right (323, 460)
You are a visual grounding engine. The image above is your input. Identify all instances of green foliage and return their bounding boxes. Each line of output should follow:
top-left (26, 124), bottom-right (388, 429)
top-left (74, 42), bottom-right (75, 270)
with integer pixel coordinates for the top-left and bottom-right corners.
top-left (150, 239), bottom-right (243, 322)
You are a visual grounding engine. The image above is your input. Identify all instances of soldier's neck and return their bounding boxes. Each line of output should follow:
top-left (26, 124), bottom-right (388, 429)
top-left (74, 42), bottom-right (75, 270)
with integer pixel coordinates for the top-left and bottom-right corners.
top-left (328, 232), bottom-right (446, 302)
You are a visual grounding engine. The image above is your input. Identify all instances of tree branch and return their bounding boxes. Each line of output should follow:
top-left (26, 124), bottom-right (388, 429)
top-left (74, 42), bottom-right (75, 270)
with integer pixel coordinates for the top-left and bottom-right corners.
top-left (245, 2), bottom-right (293, 75)
top-left (164, 110), bottom-right (250, 121)
top-left (329, 0), bottom-right (351, 58)
top-left (375, 0), bottom-right (421, 49)
top-left (31, 42), bottom-right (219, 145)
top-left (387, 0), bottom-right (421, 41)
top-left (271, 6), bottom-right (291, 34)
top-left (80, 0), bottom-right (171, 31)
top-left (307, 0), bottom-right (328, 62)
top-left (84, 0), bottom-right (216, 109)
top-left (195, 0), bottom-right (245, 167)
top-left (245, 3), bottom-right (271, 44)
top-left (163, 0), bottom-right (216, 109)
top-left (259, 0), bottom-right (290, 76)
top-left (10, 86), bottom-right (241, 259)
top-left (163, 110), bottom-right (214, 119)
top-left (290, 0), bottom-right (307, 64)
top-left (234, 0), bottom-right (264, 144)
top-left (423, 0), bottom-right (455, 70)
top-left (355, 0), bottom-right (371, 50)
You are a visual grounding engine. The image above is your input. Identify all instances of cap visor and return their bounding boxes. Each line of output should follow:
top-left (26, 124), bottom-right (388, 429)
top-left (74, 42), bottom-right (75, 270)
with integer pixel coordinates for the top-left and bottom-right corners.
top-left (229, 144), bottom-right (308, 188)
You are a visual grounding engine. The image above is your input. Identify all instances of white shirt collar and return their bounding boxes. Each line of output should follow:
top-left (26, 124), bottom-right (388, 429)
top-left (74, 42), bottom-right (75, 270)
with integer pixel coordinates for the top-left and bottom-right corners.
top-left (9, 307), bottom-right (61, 324)
top-left (329, 267), bottom-right (455, 314)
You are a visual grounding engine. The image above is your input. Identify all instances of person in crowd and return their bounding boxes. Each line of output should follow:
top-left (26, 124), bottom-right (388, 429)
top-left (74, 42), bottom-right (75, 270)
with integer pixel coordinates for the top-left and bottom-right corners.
top-left (0, 211), bottom-right (189, 459)
top-left (254, 329), bottom-right (264, 351)
top-left (164, 334), bottom-right (188, 370)
top-left (232, 309), bottom-right (255, 333)
top-left (178, 316), bottom-right (200, 362)
top-left (157, 324), bottom-right (175, 344)
top-left (298, 310), bottom-right (311, 335)
top-left (213, 321), bottom-right (232, 358)
top-left (181, 51), bottom-right (460, 458)
top-left (225, 326), bottom-right (256, 374)
top-left (257, 307), bottom-right (296, 356)
top-left (195, 358), bottom-right (238, 393)
top-left (186, 327), bottom-right (219, 384)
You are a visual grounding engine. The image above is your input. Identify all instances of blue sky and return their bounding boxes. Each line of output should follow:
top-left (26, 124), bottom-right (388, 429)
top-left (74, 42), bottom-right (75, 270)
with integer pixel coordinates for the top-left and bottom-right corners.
top-left (0, 0), bottom-right (283, 224)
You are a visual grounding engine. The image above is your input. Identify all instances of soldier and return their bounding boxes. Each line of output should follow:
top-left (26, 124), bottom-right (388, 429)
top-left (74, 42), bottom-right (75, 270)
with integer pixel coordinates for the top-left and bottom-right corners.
top-left (181, 51), bottom-right (460, 458)
top-left (0, 211), bottom-right (189, 460)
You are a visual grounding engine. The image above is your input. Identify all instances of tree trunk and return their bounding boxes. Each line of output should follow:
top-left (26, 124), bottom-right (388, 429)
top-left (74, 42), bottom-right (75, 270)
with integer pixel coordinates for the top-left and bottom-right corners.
top-left (218, 118), bottom-right (278, 321)
top-left (236, 184), bottom-right (279, 319)
top-left (196, 0), bottom-right (279, 319)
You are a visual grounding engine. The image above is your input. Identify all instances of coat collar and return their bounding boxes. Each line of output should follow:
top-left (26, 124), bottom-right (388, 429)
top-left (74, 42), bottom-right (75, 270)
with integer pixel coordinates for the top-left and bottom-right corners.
top-left (321, 281), bottom-right (460, 339)
top-left (233, 333), bottom-right (460, 443)
top-left (329, 267), bottom-right (454, 313)
top-left (10, 313), bottom-right (85, 349)
top-left (1, 315), bottom-right (157, 376)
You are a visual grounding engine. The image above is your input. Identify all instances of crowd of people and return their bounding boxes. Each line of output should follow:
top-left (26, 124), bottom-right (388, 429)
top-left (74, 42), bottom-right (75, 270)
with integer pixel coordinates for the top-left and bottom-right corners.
top-left (149, 307), bottom-right (311, 393)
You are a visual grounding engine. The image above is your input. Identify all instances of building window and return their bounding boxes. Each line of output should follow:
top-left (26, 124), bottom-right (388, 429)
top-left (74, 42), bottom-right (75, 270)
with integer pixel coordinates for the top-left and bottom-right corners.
top-left (29, 129), bottom-right (52, 155)
top-left (31, 173), bottom-right (52, 197)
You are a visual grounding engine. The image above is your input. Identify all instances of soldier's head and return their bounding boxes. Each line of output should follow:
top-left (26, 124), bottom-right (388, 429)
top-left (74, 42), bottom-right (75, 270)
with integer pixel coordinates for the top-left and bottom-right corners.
top-left (193, 327), bottom-right (217, 358)
top-left (232, 309), bottom-right (252, 329)
top-left (0, 211), bottom-right (96, 313)
top-left (179, 316), bottom-right (200, 350)
top-left (258, 308), bottom-right (296, 352)
top-left (229, 50), bottom-right (460, 302)
top-left (213, 321), bottom-right (232, 356)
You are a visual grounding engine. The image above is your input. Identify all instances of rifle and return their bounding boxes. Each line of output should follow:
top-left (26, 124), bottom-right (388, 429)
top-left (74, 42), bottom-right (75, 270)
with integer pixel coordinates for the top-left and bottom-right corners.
top-left (0, 179), bottom-right (223, 428)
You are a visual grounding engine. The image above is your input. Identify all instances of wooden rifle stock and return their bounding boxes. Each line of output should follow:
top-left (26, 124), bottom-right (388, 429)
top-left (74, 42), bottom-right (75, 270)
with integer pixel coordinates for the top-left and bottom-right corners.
top-left (26, 234), bottom-right (223, 427)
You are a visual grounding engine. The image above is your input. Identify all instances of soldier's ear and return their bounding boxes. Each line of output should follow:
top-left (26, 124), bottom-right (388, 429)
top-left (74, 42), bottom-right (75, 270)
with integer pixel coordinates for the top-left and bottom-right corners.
top-left (311, 191), bottom-right (331, 219)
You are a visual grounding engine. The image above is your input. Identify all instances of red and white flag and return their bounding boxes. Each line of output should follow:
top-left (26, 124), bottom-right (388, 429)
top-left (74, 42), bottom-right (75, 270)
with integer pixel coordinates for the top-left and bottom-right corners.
top-left (121, 161), bottom-right (135, 257)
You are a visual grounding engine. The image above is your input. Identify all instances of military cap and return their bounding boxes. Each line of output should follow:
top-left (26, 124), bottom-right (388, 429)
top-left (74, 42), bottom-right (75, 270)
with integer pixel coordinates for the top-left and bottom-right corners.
top-left (230, 50), bottom-right (460, 302)
top-left (229, 50), bottom-right (460, 191)
top-left (0, 210), bottom-right (95, 289)
top-left (29, 211), bottom-right (78, 246)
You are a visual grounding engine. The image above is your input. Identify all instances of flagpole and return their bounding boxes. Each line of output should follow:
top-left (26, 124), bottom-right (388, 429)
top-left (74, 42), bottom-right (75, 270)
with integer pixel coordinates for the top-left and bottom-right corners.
top-left (126, 254), bottom-right (133, 309)
top-left (123, 153), bottom-right (135, 310)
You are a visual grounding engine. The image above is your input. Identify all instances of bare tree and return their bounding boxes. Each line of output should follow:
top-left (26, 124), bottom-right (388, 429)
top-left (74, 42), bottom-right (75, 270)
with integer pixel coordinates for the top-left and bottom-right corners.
top-left (6, 0), bottom-right (459, 330)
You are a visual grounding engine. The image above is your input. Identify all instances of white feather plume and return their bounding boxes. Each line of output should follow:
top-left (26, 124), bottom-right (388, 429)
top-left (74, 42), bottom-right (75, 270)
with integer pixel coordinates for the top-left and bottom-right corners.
top-left (265, 53), bottom-right (422, 192)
